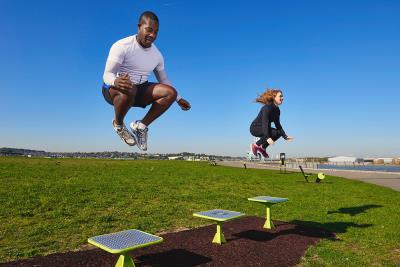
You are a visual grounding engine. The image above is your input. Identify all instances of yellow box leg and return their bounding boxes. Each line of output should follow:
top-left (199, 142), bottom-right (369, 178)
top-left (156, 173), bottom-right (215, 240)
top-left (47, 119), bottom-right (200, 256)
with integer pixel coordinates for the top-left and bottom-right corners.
top-left (212, 222), bottom-right (226, 245)
top-left (115, 254), bottom-right (135, 267)
top-left (263, 204), bottom-right (275, 230)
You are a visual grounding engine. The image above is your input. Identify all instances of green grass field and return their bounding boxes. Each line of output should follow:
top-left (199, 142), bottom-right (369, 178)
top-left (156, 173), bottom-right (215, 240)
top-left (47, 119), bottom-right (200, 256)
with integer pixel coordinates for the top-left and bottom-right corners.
top-left (1, 157), bottom-right (399, 266)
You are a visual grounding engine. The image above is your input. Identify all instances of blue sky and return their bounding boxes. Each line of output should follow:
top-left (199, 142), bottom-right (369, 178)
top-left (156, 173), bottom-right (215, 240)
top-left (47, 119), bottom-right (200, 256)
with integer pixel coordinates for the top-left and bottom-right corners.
top-left (1, 0), bottom-right (399, 158)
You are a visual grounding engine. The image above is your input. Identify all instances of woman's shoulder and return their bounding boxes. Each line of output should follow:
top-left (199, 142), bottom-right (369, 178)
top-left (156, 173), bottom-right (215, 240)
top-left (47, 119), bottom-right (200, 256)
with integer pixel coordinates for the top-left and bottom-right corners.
top-left (261, 104), bottom-right (273, 111)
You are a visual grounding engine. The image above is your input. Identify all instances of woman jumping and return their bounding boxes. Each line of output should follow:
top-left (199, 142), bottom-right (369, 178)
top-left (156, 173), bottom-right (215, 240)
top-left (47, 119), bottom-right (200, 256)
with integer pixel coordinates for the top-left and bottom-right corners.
top-left (250, 89), bottom-right (294, 158)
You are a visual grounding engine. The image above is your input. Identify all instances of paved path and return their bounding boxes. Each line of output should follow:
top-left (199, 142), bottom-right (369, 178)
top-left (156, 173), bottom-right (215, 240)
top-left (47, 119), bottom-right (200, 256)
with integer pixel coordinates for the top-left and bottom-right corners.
top-left (219, 161), bottom-right (400, 192)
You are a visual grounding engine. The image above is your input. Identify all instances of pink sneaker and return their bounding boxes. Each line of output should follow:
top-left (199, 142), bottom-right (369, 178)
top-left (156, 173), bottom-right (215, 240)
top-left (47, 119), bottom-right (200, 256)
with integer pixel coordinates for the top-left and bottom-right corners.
top-left (257, 146), bottom-right (269, 158)
top-left (251, 143), bottom-right (258, 156)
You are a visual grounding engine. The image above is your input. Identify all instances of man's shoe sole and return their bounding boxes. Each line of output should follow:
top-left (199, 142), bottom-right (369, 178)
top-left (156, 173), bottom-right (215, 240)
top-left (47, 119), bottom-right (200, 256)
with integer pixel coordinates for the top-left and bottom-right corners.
top-left (129, 122), bottom-right (147, 151)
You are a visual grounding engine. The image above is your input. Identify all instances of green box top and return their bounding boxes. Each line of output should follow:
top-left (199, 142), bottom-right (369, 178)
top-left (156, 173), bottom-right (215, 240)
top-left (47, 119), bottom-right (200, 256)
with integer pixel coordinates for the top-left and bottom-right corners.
top-left (88, 229), bottom-right (163, 254)
top-left (248, 196), bottom-right (289, 203)
top-left (193, 209), bottom-right (245, 222)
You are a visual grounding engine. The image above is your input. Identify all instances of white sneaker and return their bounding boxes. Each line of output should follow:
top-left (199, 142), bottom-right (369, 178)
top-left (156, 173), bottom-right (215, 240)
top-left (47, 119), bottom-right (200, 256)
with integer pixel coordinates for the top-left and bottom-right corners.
top-left (113, 120), bottom-right (137, 146)
top-left (130, 120), bottom-right (148, 151)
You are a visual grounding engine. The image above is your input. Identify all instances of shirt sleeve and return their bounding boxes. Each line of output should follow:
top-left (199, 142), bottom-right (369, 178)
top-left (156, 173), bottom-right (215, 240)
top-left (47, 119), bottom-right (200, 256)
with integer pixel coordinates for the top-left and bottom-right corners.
top-left (274, 109), bottom-right (288, 139)
top-left (103, 60), bottom-right (121, 86)
top-left (103, 42), bottom-right (125, 86)
top-left (154, 68), bottom-right (171, 86)
top-left (155, 52), bottom-right (165, 72)
top-left (154, 54), bottom-right (182, 102)
top-left (107, 42), bottom-right (125, 64)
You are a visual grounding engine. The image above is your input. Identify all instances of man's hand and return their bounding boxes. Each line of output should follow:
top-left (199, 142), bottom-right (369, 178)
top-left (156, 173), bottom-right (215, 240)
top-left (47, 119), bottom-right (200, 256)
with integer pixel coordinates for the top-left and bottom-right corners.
top-left (177, 98), bottom-right (191, 111)
top-left (267, 138), bottom-right (274, 145)
top-left (114, 73), bottom-right (133, 91)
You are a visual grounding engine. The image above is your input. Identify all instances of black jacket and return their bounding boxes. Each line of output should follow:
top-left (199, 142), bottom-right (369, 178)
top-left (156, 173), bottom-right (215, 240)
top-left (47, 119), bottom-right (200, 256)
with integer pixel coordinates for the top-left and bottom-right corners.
top-left (251, 104), bottom-right (287, 139)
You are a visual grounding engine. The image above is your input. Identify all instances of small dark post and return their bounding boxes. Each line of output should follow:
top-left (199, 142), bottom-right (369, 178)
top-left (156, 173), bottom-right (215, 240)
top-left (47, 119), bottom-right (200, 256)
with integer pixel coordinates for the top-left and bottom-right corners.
top-left (280, 153), bottom-right (286, 174)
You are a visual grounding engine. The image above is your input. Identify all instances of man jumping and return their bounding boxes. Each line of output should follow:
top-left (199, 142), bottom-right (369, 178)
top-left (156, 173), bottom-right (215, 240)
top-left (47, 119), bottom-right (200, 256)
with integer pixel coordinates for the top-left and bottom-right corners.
top-left (102, 11), bottom-right (191, 150)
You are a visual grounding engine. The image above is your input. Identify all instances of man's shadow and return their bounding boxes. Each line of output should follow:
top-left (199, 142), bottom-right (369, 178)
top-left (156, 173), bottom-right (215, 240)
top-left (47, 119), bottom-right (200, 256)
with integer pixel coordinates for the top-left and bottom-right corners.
top-left (233, 224), bottom-right (334, 242)
top-left (327, 204), bottom-right (383, 216)
top-left (289, 220), bottom-right (373, 234)
top-left (234, 220), bottom-right (373, 242)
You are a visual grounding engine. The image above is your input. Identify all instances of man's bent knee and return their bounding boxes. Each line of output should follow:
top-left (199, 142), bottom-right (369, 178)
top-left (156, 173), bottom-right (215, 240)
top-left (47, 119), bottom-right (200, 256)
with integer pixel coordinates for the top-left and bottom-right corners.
top-left (164, 85), bottom-right (177, 100)
top-left (152, 84), bottom-right (178, 103)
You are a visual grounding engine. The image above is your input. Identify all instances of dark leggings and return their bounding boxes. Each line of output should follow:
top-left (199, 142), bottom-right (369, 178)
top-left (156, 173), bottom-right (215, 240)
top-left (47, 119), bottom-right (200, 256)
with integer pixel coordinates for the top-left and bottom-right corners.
top-left (250, 124), bottom-right (283, 148)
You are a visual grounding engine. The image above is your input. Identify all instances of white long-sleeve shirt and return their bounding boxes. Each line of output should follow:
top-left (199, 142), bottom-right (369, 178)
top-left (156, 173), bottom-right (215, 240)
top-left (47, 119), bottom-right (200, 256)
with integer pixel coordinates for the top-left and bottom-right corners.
top-left (103, 35), bottom-right (181, 101)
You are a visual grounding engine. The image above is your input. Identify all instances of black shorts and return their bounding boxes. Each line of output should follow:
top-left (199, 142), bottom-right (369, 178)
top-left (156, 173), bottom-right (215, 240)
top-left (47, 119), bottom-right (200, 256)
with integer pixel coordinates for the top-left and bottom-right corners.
top-left (102, 82), bottom-right (155, 108)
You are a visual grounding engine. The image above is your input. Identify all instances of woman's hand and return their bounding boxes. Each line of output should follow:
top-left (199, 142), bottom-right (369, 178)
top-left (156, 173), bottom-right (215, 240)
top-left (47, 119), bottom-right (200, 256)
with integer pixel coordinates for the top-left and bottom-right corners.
top-left (267, 138), bottom-right (274, 145)
top-left (286, 136), bottom-right (294, 142)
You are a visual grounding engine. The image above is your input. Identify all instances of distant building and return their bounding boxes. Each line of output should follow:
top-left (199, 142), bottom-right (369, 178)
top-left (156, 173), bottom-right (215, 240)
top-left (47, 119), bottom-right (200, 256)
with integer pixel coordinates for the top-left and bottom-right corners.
top-left (373, 158), bottom-right (393, 164)
top-left (393, 158), bottom-right (400, 165)
top-left (328, 156), bottom-right (363, 163)
top-left (168, 156), bottom-right (183, 160)
top-left (186, 156), bottom-right (195, 161)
